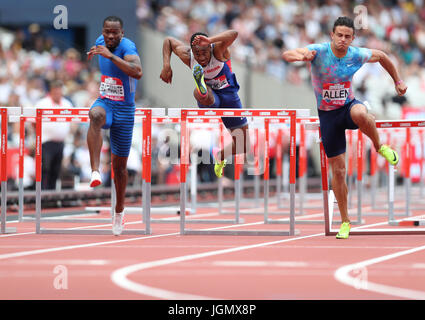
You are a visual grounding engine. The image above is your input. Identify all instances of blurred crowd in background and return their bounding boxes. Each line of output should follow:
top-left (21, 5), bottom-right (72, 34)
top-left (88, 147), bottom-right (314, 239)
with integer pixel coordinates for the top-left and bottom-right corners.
top-left (137, 0), bottom-right (425, 117)
top-left (0, 0), bottom-right (424, 191)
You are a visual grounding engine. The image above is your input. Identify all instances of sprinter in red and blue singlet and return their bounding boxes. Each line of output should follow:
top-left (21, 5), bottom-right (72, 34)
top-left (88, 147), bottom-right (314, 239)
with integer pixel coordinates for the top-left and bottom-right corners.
top-left (160, 30), bottom-right (250, 178)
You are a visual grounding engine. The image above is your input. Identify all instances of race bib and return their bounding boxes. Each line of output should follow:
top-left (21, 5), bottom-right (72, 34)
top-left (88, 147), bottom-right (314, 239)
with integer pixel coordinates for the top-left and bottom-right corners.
top-left (322, 82), bottom-right (350, 106)
top-left (206, 75), bottom-right (230, 90)
top-left (99, 76), bottom-right (125, 101)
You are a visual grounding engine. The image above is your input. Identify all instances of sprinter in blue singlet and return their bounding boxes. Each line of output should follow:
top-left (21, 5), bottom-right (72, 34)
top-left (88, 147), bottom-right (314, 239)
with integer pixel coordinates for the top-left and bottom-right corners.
top-left (87, 16), bottom-right (143, 236)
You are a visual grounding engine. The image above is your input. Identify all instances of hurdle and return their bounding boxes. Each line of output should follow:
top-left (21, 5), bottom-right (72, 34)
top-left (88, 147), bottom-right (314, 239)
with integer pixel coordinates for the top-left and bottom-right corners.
top-left (148, 116), bottom-right (246, 225)
top-left (172, 107), bottom-right (309, 236)
top-left (275, 117), bottom-right (324, 215)
top-left (218, 118), bottom-right (268, 215)
top-left (321, 119), bottom-right (425, 235)
top-left (0, 107), bottom-right (21, 234)
top-left (348, 122), bottom-right (425, 221)
top-left (14, 113), bottom-right (105, 223)
top-left (271, 120), bottom-right (365, 225)
top-left (25, 107), bottom-right (156, 235)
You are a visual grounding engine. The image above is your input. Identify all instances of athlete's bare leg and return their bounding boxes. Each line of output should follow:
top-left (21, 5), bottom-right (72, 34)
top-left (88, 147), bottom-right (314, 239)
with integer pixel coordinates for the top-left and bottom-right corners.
top-left (194, 87), bottom-right (250, 164)
top-left (350, 104), bottom-right (381, 152)
top-left (216, 125), bottom-right (250, 162)
top-left (87, 106), bottom-right (106, 171)
top-left (193, 86), bottom-right (215, 106)
top-left (111, 154), bottom-right (128, 213)
top-left (328, 153), bottom-right (350, 223)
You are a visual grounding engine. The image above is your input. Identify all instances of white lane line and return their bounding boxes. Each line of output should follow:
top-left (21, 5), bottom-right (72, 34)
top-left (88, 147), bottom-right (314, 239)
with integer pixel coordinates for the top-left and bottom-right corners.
top-left (212, 260), bottom-right (308, 267)
top-left (110, 217), bottom-right (425, 300)
top-left (110, 232), bottom-right (324, 300)
top-left (0, 232), bottom-right (179, 261)
top-left (334, 244), bottom-right (425, 300)
top-left (0, 213), bottom-right (322, 260)
top-left (2, 259), bottom-right (109, 266)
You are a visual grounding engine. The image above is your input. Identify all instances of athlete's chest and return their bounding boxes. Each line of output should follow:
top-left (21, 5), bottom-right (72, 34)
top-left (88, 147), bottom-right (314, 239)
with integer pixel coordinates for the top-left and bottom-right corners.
top-left (315, 54), bottom-right (359, 81)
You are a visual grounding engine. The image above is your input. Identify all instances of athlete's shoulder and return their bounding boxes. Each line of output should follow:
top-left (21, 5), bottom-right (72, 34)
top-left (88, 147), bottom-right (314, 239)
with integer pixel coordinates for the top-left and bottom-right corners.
top-left (95, 35), bottom-right (104, 46)
top-left (119, 37), bottom-right (139, 55)
top-left (307, 42), bottom-right (329, 51)
top-left (348, 45), bottom-right (372, 63)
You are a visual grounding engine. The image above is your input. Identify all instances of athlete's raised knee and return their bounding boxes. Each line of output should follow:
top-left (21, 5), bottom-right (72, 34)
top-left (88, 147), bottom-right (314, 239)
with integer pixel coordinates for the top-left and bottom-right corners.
top-left (89, 107), bottom-right (106, 127)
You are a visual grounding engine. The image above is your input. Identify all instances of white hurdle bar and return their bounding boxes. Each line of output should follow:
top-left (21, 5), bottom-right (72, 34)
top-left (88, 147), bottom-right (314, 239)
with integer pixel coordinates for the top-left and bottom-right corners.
top-left (171, 107), bottom-right (310, 236)
top-left (0, 107), bottom-right (21, 234)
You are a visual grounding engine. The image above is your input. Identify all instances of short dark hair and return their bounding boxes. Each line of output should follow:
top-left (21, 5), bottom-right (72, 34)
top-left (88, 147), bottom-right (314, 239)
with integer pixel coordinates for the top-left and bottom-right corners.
top-left (333, 16), bottom-right (355, 33)
top-left (103, 16), bottom-right (123, 28)
top-left (48, 80), bottom-right (63, 91)
top-left (190, 32), bottom-right (208, 47)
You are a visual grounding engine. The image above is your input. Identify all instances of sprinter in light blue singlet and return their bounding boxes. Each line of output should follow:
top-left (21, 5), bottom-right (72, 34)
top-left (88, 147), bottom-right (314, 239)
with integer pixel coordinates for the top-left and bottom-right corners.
top-left (86, 16), bottom-right (143, 236)
top-left (282, 16), bottom-right (407, 239)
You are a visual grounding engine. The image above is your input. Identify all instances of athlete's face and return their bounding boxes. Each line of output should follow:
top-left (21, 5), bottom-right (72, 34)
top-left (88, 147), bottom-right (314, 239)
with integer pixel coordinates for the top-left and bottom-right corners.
top-left (102, 21), bottom-right (123, 50)
top-left (192, 45), bottom-right (211, 67)
top-left (331, 26), bottom-right (355, 52)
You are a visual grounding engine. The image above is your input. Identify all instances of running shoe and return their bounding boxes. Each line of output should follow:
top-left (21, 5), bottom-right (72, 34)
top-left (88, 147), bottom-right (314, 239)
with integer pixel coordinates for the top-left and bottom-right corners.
top-left (336, 222), bottom-right (351, 239)
top-left (378, 144), bottom-right (399, 165)
top-left (192, 64), bottom-right (208, 97)
top-left (89, 170), bottom-right (102, 188)
top-left (112, 210), bottom-right (125, 236)
top-left (214, 159), bottom-right (227, 178)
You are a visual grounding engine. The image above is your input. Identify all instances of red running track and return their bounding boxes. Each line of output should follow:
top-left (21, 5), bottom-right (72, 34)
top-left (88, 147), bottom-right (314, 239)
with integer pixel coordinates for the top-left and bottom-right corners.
top-left (0, 199), bottom-right (425, 300)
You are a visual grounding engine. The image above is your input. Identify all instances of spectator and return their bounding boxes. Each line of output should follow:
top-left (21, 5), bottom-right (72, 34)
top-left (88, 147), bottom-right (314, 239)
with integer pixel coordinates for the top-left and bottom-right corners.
top-left (35, 80), bottom-right (75, 190)
top-left (139, 0), bottom-right (425, 119)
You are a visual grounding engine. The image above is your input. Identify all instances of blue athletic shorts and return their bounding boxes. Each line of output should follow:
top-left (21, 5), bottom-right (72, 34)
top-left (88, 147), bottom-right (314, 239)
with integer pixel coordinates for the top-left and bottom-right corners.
top-left (90, 98), bottom-right (135, 157)
top-left (318, 99), bottom-right (363, 158)
top-left (197, 90), bottom-right (248, 130)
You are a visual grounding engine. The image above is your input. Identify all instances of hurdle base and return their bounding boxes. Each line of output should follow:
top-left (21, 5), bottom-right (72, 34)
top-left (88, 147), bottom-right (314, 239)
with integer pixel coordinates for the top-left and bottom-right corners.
top-left (38, 228), bottom-right (150, 235)
top-left (151, 218), bottom-right (245, 224)
top-left (326, 228), bottom-right (425, 236)
top-left (1, 227), bottom-right (17, 234)
top-left (23, 217), bottom-right (112, 223)
top-left (182, 229), bottom-right (300, 236)
top-left (266, 219), bottom-right (365, 225)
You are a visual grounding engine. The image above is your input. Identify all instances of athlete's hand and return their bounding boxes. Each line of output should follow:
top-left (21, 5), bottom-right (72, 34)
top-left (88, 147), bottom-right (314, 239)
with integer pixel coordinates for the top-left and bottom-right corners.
top-left (395, 81), bottom-right (407, 96)
top-left (191, 35), bottom-right (211, 47)
top-left (87, 46), bottom-right (97, 61)
top-left (160, 66), bottom-right (173, 84)
top-left (303, 50), bottom-right (317, 61)
top-left (87, 45), bottom-right (113, 60)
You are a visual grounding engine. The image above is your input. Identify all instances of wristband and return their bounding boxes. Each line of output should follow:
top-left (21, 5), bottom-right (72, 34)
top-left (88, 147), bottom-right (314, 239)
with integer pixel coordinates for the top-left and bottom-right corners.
top-left (395, 80), bottom-right (403, 85)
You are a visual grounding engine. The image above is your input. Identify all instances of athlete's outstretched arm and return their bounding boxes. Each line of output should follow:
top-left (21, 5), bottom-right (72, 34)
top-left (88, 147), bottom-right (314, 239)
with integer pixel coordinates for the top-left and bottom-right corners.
top-left (160, 37), bottom-right (191, 84)
top-left (192, 30), bottom-right (238, 61)
top-left (88, 45), bottom-right (142, 79)
top-left (282, 48), bottom-right (316, 62)
top-left (368, 49), bottom-right (407, 96)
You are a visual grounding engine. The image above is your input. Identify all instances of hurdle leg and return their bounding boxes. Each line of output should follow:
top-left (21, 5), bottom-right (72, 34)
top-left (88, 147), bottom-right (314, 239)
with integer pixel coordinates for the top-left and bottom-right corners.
top-left (388, 164), bottom-right (395, 223)
top-left (145, 181), bottom-right (151, 234)
top-left (190, 152), bottom-right (197, 214)
top-left (1, 181), bottom-right (6, 234)
top-left (218, 177), bottom-right (223, 214)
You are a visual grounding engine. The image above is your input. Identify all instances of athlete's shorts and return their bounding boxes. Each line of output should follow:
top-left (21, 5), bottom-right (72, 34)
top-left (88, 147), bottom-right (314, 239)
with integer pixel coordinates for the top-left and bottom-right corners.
top-left (197, 90), bottom-right (248, 130)
top-left (318, 99), bottom-right (364, 158)
top-left (90, 98), bottom-right (135, 157)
